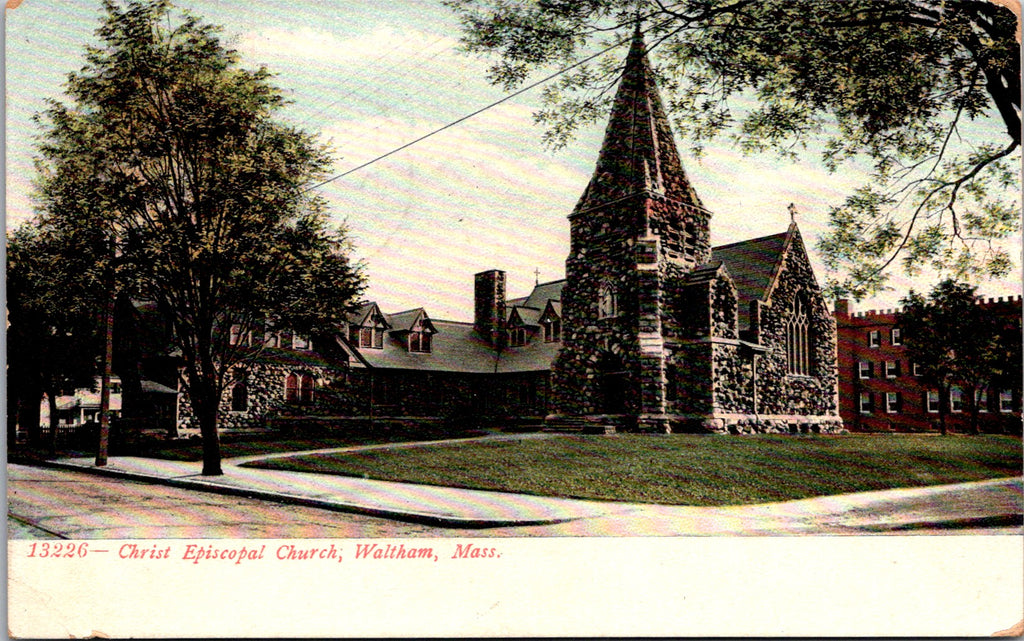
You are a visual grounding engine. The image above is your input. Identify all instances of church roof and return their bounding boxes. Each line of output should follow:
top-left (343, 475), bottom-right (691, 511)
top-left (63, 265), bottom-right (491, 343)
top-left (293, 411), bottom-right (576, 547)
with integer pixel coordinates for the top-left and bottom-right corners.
top-left (575, 28), bottom-right (704, 212)
top-left (710, 230), bottom-right (790, 328)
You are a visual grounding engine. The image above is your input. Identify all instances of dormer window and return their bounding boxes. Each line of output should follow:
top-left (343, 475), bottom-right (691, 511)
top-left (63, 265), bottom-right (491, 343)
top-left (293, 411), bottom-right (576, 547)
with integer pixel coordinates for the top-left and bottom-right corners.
top-left (292, 334), bottom-right (311, 351)
top-left (350, 324), bottom-right (385, 349)
top-left (598, 285), bottom-right (618, 319)
top-left (409, 330), bottom-right (431, 353)
top-left (543, 318), bottom-right (561, 343)
top-left (508, 327), bottom-right (527, 347)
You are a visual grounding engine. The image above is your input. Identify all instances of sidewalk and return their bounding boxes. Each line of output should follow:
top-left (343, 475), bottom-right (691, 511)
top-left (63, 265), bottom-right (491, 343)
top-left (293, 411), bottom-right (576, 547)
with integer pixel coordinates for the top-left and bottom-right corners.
top-left (43, 447), bottom-right (1023, 534)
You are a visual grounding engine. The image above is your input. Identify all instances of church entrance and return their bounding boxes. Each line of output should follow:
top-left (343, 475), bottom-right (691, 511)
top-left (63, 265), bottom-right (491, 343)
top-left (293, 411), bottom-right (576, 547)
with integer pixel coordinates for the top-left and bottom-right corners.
top-left (597, 353), bottom-right (628, 414)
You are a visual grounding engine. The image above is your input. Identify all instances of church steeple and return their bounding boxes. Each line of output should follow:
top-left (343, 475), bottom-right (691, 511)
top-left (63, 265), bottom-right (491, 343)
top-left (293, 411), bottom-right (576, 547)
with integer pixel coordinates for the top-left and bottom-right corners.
top-left (576, 26), bottom-right (704, 212)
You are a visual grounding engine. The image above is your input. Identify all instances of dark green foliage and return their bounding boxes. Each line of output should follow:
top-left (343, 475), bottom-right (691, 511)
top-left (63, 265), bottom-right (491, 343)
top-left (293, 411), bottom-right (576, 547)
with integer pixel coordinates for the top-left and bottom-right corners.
top-left (446, 0), bottom-right (1021, 296)
top-left (244, 433), bottom-right (1023, 505)
top-left (28, 0), bottom-right (365, 474)
top-left (898, 279), bottom-right (1021, 434)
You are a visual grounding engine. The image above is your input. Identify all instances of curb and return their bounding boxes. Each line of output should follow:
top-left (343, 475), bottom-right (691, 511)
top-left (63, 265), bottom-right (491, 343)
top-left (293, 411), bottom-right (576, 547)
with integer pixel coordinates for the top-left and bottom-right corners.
top-left (30, 459), bottom-right (578, 530)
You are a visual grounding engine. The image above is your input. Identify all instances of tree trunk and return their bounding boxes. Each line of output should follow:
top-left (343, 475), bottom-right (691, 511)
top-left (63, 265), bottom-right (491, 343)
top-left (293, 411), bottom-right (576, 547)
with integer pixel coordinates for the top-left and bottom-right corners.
top-left (193, 382), bottom-right (223, 476)
top-left (967, 386), bottom-right (980, 435)
top-left (46, 388), bottom-right (59, 456)
top-left (938, 383), bottom-right (948, 436)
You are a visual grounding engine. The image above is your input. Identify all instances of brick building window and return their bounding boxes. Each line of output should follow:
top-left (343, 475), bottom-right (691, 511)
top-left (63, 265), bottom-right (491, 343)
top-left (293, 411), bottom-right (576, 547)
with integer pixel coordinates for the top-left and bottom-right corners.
top-left (859, 392), bottom-right (873, 414)
top-left (543, 319), bottom-right (561, 343)
top-left (926, 390), bottom-right (940, 413)
top-left (786, 296), bottom-right (811, 376)
top-left (885, 392), bottom-right (900, 414)
top-left (950, 387), bottom-right (964, 413)
top-left (912, 362), bottom-right (922, 377)
top-left (508, 327), bottom-right (526, 347)
top-left (885, 361), bottom-right (900, 378)
top-left (858, 361), bottom-right (872, 379)
top-left (891, 328), bottom-right (902, 345)
top-left (999, 390), bottom-right (1015, 413)
top-left (868, 330), bottom-right (880, 347)
top-left (598, 285), bottom-right (618, 319)
top-left (976, 389), bottom-right (988, 413)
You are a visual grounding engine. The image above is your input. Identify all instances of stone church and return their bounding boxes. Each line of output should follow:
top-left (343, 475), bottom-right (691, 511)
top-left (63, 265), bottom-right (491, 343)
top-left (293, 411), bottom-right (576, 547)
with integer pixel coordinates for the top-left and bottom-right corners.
top-left (168, 30), bottom-right (841, 435)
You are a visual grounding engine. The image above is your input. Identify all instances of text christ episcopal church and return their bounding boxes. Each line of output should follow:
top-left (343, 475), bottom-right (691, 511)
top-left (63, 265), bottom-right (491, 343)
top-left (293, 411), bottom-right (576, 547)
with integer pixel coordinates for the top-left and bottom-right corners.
top-left (175, 30), bottom-right (842, 435)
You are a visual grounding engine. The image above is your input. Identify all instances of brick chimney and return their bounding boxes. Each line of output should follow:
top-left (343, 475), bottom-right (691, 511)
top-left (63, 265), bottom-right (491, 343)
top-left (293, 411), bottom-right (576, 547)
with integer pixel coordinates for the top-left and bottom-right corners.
top-left (835, 298), bottom-right (850, 317)
top-left (474, 270), bottom-right (506, 345)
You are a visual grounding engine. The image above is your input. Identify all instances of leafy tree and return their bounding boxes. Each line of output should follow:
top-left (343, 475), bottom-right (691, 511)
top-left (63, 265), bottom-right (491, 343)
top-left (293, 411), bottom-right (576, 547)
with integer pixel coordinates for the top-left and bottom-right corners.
top-left (6, 224), bottom-right (107, 454)
top-left (32, 0), bottom-right (365, 475)
top-left (898, 279), bottom-right (1007, 434)
top-left (446, 0), bottom-right (1021, 297)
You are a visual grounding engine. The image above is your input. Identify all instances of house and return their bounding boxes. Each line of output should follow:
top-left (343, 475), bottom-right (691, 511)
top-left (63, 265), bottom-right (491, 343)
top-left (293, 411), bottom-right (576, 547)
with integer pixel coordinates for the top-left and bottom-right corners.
top-left (834, 296), bottom-right (1022, 433)
top-left (39, 376), bottom-right (123, 430)
top-left (182, 29), bottom-right (842, 435)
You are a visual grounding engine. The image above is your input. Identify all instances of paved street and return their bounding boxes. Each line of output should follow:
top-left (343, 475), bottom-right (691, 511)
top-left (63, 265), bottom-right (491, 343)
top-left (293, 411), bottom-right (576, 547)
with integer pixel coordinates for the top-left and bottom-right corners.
top-left (7, 464), bottom-right (485, 539)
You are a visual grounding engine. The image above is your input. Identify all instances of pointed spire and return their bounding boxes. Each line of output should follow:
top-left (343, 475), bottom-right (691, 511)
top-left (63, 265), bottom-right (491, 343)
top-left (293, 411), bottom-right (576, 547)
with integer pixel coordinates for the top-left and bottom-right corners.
top-left (576, 27), bottom-right (704, 211)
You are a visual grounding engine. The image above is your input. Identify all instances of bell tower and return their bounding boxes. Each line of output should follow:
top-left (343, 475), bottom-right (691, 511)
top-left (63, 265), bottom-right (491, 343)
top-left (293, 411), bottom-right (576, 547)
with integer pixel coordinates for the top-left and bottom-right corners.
top-left (549, 26), bottom-right (713, 433)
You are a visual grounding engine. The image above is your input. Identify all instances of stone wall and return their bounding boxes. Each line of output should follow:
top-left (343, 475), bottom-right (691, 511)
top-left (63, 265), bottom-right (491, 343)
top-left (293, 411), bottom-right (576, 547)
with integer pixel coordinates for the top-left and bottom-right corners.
top-left (176, 361), bottom-right (343, 432)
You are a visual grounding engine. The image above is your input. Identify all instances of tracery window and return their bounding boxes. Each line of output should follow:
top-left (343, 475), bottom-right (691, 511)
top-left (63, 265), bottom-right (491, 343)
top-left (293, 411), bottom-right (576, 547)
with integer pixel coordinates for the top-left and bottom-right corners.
top-left (231, 382), bottom-right (248, 412)
top-left (786, 295), bottom-right (812, 376)
top-left (598, 284), bottom-right (618, 319)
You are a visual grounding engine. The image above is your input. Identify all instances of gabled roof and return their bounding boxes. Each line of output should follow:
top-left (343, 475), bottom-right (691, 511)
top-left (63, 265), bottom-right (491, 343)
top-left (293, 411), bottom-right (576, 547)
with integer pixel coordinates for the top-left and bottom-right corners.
top-left (349, 320), bottom-right (499, 373)
top-left (575, 27), bottom-right (704, 212)
top-left (387, 308), bottom-right (434, 334)
top-left (507, 306), bottom-right (541, 327)
top-left (539, 300), bottom-right (562, 322)
top-left (347, 301), bottom-right (389, 328)
top-left (521, 280), bottom-right (564, 309)
top-left (710, 228), bottom-right (791, 329)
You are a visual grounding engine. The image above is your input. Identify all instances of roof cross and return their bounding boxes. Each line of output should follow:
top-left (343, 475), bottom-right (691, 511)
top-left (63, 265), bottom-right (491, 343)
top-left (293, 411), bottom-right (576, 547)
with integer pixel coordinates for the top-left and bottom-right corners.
top-left (534, 268), bottom-right (541, 285)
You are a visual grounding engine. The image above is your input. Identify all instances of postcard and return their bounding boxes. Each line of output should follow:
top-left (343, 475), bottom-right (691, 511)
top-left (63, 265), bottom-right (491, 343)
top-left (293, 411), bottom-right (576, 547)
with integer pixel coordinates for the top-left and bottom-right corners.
top-left (7, 0), bottom-right (1022, 637)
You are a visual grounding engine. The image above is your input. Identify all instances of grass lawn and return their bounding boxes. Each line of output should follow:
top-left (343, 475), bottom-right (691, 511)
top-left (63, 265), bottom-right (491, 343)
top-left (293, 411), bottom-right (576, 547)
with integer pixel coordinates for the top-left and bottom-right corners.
top-left (135, 431), bottom-right (485, 462)
top-left (242, 434), bottom-right (1023, 506)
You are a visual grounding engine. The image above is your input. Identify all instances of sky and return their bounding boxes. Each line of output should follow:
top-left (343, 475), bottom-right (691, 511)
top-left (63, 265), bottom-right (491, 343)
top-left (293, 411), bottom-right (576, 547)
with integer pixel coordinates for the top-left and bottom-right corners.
top-left (6, 0), bottom-right (1022, 321)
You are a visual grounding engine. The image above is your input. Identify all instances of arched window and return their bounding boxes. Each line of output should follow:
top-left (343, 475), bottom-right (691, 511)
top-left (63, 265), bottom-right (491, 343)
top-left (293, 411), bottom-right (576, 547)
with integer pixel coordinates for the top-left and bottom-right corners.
top-left (786, 295), bottom-right (812, 376)
top-left (598, 284), bottom-right (618, 319)
top-left (231, 382), bottom-right (248, 412)
top-left (285, 373), bottom-right (299, 402)
top-left (300, 374), bottom-right (315, 404)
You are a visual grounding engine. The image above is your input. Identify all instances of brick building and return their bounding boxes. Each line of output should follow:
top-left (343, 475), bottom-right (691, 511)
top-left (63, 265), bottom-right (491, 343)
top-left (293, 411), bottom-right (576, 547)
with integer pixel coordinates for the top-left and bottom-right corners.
top-left (834, 296), bottom-right (1022, 433)
top-left (181, 30), bottom-right (842, 435)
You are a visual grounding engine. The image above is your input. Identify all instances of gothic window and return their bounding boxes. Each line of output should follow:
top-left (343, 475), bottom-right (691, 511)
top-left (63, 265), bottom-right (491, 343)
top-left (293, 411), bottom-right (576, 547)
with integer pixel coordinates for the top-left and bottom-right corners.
top-left (300, 374), bottom-right (315, 404)
top-left (285, 373), bottom-right (299, 402)
top-left (786, 295), bottom-right (812, 376)
top-left (231, 382), bottom-right (248, 412)
top-left (598, 284), bottom-right (618, 319)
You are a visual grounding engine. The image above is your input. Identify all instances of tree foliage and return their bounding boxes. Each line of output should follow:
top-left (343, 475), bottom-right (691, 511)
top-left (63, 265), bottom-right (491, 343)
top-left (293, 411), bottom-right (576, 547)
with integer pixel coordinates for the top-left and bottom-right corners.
top-left (6, 223), bottom-right (107, 450)
top-left (446, 0), bottom-right (1021, 297)
top-left (30, 0), bottom-right (365, 474)
top-left (897, 279), bottom-right (1017, 434)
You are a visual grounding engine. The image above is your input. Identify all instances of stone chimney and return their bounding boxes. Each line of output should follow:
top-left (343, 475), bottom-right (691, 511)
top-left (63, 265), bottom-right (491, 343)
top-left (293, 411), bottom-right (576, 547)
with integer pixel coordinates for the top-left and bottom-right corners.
top-left (474, 269), bottom-right (506, 345)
